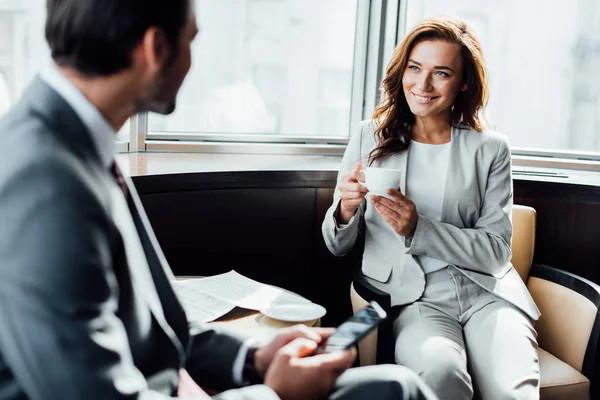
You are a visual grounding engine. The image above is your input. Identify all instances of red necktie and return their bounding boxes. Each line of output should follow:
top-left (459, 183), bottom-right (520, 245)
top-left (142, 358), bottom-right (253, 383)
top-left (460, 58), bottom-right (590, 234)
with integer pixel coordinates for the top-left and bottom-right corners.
top-left (111, 160), bottom-right (128, 198)
top-left (178, 369), bottom-right (211, 399)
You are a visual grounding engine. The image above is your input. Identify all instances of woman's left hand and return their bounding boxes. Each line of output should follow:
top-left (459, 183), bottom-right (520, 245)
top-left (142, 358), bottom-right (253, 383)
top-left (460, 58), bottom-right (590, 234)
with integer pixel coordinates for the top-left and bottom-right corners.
top-left (369, 189), bottom-right (418, 238)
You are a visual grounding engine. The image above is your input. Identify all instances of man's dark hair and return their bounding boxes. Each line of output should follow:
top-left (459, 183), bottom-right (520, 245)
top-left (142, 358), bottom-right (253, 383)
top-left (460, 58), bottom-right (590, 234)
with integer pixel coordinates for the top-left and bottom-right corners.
top-left (45, 0), bottom-right (190, 76)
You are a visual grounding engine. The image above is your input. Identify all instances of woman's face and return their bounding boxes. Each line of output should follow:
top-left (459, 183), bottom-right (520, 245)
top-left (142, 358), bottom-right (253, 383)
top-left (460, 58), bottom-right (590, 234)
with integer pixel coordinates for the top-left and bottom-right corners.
top-left (402, 39), bottom-right (467, 120)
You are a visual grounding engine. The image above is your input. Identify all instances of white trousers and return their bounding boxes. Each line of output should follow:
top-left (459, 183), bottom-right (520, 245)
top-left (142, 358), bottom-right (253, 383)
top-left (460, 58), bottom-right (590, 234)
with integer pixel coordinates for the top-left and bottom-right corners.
top-left (393, 266), bottom-right (540, 400)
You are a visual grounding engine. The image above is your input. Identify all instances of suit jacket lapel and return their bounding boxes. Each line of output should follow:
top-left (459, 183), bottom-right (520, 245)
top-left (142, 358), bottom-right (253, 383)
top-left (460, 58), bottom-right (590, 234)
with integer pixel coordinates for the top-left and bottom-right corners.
top-left (122, 175), bottom-right (190, 359)
top-left (441, 125), bottom-right (461, 225)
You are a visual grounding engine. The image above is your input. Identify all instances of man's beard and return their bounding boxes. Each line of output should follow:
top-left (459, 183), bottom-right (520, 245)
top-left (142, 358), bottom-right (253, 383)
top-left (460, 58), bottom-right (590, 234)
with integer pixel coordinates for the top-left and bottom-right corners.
top-left (135, 68), bottom-right (178, 115)
top-left (138, 97), bottom-right (177, 115)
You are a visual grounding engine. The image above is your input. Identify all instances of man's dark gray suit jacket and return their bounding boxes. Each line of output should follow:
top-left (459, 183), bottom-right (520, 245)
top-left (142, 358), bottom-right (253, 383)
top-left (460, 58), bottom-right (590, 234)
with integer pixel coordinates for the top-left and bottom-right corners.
top-left (0, 78), bottom-right (277, 399)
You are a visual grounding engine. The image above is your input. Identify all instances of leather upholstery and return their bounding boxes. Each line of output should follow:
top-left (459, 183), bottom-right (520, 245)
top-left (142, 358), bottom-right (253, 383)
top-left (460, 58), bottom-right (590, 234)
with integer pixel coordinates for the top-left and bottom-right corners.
top-left (538, 348), bottom-right (590, 400)
top-left (511, 205), bottom-right (537, 283)
top-left (350, 205), bottom-right (594, 399)
top-left (136, 172), bottom-right (360, 327)
top-left (528, 277), bottom-right (597, 373)
top-left (350, 282), bottom-right (377, 366)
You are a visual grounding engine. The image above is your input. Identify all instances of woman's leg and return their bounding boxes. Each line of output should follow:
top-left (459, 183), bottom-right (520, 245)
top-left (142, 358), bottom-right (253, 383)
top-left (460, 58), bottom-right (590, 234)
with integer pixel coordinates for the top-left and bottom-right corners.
top-left (393, 302), bottom-right (473, 400)
top-left (463, 300), bottom-right (540, 400)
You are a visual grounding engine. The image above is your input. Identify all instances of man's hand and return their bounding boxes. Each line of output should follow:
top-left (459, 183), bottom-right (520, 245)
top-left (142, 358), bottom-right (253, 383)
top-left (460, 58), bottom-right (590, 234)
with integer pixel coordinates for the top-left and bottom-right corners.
top-left (253, 325), bottom-right (334, 377)
top-left (263, 338), bottom-right (356, 400)
top-left (370, 189), bottom-right (418, 237)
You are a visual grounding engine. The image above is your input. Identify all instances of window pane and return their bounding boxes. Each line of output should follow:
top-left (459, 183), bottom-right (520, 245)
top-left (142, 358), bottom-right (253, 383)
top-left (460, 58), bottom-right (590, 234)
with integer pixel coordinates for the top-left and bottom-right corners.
top-left (405, 0), bottom-right (600, 152)
top-left (0, 0), bottom-right (130, 142)
top-left (0, 0), bottom-right (50, 118)
top-left (149, 0), bottom-right (359, 137)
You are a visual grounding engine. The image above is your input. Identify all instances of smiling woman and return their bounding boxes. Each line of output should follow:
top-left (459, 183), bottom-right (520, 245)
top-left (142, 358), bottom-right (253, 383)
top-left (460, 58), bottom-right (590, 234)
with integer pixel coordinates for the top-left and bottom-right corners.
top-left (322, 15), bottom-right (541, 400)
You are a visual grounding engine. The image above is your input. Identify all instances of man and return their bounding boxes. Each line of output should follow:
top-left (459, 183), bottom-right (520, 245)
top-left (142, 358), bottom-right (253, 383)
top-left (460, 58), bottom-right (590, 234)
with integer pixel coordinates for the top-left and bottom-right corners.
top-left (0, 1), bottom-right (436, 399)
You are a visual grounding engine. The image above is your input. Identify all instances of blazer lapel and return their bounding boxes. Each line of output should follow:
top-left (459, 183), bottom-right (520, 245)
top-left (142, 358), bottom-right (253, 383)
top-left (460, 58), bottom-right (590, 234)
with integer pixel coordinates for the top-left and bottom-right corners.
top-left (441, 126), bottom-right (461, 225)
top-left (122, 174), bottom-right (190, 360)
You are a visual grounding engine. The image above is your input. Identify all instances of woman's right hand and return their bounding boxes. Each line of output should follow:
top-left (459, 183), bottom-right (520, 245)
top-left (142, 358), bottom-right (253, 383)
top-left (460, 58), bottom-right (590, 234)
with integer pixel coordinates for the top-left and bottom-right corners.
top-left (338, 164), bottom-right (369, 224)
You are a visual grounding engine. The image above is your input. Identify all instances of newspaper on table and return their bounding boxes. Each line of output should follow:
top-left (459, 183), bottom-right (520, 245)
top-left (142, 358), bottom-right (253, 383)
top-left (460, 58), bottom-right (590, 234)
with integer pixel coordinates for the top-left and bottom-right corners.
top-left (172, 270), bottom-right (311, 323)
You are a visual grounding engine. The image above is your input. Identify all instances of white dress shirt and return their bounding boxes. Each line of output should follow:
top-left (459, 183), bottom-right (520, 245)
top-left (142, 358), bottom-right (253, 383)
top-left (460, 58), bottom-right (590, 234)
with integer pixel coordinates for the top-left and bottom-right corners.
top-left (406, 138), bottom-right (452, 274)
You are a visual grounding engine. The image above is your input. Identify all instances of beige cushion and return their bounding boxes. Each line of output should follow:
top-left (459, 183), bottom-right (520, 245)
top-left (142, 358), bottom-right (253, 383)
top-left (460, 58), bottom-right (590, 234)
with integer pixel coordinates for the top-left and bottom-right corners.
top-left (528, 277), bottom-right (597, 373)
top-left (511, 205), bottom-right (536, 283)
top-left (350, 282), bottom-right (378, 366)
top-left (539, 348), bottom-right (590, 400)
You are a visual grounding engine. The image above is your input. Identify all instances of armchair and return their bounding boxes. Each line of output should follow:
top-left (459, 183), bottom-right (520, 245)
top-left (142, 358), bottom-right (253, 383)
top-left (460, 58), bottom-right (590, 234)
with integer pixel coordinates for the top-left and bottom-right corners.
top-left (350, 205), bottom-right (600, 400)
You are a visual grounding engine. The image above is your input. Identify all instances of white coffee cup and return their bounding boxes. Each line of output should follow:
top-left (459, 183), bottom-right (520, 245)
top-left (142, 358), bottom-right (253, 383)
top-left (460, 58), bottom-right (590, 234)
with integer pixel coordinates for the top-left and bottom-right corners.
top-left (357, 167), bottom-right (402, 198)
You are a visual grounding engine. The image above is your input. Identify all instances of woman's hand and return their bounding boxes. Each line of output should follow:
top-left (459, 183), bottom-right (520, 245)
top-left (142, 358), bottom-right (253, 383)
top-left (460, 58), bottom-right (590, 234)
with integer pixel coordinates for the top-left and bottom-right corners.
top-left (338, 164), bottom-right (369, 224)
top-left (370, 189), bottom-right (418, 237)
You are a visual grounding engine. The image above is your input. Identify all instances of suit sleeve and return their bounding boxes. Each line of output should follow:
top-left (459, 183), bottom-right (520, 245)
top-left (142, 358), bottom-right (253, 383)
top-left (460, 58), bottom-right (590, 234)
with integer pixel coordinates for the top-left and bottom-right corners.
top-left (405, 138), bottom-right (513, 277)
top-left (321, 120), bottom-right (368, 256)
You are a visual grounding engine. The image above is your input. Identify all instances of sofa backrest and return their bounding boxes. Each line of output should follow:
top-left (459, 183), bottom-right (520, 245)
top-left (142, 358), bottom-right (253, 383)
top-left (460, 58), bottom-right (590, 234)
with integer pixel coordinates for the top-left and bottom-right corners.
top-left (134, 170), bottom-right (360, 327)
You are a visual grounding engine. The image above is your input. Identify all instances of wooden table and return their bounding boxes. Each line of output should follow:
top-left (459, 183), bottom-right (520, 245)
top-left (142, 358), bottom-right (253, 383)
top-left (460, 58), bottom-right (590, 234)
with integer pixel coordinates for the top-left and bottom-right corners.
top-left (210, 307), bottom-right (321, 330)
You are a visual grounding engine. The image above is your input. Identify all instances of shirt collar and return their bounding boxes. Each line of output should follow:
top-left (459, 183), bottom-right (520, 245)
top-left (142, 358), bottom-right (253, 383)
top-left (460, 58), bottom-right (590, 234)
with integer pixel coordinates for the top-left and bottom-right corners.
top-left (40, 65), bottom-right (116, 168)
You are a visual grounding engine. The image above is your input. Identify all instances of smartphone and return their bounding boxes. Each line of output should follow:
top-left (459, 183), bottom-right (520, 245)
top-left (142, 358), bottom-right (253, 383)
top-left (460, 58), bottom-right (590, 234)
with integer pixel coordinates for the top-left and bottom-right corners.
top-left (316, 301), bottom-right (387, 354)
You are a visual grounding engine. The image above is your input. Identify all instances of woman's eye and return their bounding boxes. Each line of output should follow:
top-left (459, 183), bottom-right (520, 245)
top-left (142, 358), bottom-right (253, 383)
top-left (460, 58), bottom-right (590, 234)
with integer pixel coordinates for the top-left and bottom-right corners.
top-left (434, 71), bottom-right (449, 77)
top-left (408, 65), bottom-right (419, 71)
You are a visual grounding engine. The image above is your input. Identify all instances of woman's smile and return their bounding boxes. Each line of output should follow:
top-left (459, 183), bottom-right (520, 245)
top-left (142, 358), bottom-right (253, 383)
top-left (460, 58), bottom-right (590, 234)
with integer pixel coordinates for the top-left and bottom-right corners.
top-left (411, 92), bottom-right (440, 104)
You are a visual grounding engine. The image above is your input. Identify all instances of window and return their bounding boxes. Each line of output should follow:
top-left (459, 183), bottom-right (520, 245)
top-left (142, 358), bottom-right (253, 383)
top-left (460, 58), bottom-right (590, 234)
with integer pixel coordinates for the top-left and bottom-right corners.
top-left (0, 0), bottom-right (129, 146)
top-left (405, 0), bottom-right (600, 153)
top-left (10, 0), bottom-right (597, 159)
top-left (148, 0), bottom-right (360, 138)
top-left (0, 0), bottom-right (49, 119)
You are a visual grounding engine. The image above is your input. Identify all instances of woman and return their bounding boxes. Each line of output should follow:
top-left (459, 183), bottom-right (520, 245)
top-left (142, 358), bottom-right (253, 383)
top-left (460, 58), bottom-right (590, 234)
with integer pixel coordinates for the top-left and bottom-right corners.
top-left (322, 16), bottom-right (540, 400)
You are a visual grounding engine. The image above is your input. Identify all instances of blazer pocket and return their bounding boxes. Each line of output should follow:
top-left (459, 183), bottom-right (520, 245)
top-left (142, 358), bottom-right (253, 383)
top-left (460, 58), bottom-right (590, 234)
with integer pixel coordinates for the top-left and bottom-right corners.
top-left (362, 257), bottom-right (393, 283)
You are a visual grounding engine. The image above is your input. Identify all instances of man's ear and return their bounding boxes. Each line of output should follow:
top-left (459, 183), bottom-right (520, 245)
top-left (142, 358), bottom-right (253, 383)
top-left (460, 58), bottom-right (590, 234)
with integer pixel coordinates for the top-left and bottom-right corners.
top-left (135, 27), bottom-right (170, 77)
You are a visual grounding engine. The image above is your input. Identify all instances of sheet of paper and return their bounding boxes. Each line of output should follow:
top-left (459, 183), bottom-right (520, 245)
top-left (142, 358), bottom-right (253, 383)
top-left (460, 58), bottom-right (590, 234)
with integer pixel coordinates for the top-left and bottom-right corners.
top-left (177, 270), bottom-right (311, 311)
top-left (172, 281), bottom-right (236, 322)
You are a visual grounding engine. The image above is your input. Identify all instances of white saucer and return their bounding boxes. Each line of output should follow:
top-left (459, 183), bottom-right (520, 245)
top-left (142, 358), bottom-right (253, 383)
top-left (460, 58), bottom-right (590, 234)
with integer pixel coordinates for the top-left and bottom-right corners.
top-left (260, 302), bottom-right (327, 322)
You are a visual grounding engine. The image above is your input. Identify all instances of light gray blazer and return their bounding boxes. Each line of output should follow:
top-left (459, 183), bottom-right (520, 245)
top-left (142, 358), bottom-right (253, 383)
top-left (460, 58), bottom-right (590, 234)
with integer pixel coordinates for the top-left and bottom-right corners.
top-left (322, 120), bottom-right (540, 320)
